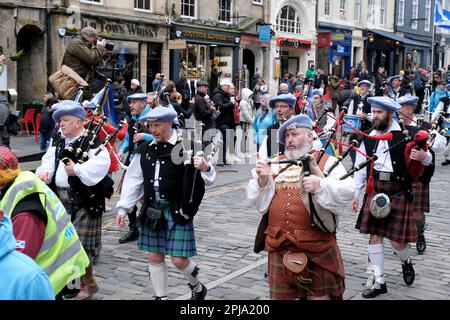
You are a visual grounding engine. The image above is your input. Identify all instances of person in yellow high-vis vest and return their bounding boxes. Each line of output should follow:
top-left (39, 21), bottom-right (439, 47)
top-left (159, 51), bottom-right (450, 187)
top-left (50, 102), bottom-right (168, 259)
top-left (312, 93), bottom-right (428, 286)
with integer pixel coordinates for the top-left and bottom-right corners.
top-left (0, 146), bottom-right (90, 297)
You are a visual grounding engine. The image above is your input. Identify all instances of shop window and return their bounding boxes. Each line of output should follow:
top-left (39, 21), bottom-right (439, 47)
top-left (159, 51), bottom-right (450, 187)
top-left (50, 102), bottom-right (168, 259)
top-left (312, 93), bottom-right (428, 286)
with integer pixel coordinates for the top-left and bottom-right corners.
top-left (95, 40), bottom-right (139, 91)
top-left (179, 44), bottom-right (233, 81)
top-left (181, 0), bottom-right (196, 18)
top-left (219, 0), bottom-right (233, 23)
top-left (276, 6), bottom-right (301, 34)
top-left (134, 0), bottom-right (152, 11)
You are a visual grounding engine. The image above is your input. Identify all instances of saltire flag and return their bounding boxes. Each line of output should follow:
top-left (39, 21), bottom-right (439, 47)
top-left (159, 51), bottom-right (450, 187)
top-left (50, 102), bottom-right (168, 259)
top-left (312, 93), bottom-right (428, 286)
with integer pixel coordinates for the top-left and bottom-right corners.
top-left (435, 1), bottom-right (450, 29)
top-left (86, 86), bottom-right (117, 126)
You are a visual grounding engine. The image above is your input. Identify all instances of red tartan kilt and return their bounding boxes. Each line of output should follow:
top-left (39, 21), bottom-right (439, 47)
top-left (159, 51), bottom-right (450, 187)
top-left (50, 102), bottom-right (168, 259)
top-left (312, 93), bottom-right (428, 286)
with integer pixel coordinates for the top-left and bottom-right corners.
top-left (412, 182), bottom-right (430, 213)
top-left (268, 246), bottom-right (345, 300)
top-left (356, 179), bottom-right (417, 243)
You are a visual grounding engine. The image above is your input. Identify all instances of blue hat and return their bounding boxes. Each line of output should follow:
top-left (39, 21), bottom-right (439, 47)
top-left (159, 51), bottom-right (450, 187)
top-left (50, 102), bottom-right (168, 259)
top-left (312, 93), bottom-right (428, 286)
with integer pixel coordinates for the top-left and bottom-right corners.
top-left (398, 95), bottom-right (419, 106)
top-left (269, 93), bottom-right (297, 109)
top-left (52, 100), bottom-right (86, 123)
top-left (357, 80), bottom-right (372, 87)
top-left (278, 115), bottom-right (313, 145)
top-left (140, 106), bottom-right (177, 123)
top-left (126, 93), bottom-right (148, 104)
top-left (389, 75), bottom-right (403, 82)
top-left (311, 88), bottom-right (324, 97)
top-left (367, 96), bottom-right (401, 113)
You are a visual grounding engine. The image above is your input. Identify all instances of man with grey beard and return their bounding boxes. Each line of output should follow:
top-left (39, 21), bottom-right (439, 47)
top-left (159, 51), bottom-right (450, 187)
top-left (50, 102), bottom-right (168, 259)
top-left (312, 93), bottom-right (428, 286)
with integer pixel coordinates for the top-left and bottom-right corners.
top-left (247, 115), bottom-right (354, 300)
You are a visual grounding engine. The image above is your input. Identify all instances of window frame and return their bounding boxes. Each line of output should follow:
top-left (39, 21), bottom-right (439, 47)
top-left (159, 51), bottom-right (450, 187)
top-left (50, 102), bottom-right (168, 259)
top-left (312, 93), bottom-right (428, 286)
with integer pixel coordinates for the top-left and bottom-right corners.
top-left (367, 0), bottom-right (376, 25)
top-left (424, 0), bottom-right (432, 31)
top-left (80, 0), bottom-right (103, 5)
top-left (324, 0), bottom-right (331, 16)
top-left (276, 5), bottom-right (302, 35)
top-left (411, 0), bottom-right (419, 30)
top-left (380, 0), bottom-right (387, 27)
top-left (397, 0), bottom-right (405, 26)
top-left (219, 0), bottom-right (233, 24)
top-left (181, 0), bottom-right (197, 19)
top-left (134, 0), bottom-right (153, 12)
top-left (354, 0), bottom-right (361, 22)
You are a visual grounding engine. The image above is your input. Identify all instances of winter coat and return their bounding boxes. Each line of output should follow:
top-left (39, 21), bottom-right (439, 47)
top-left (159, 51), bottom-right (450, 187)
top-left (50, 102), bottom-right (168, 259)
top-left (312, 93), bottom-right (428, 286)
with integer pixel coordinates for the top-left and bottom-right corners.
top-left (239, 88), bottom-right (254, 125)
top-left (62, 36), bottom-right (105, 80)
top-left (0, 95), bottom-right (9, 126)
top-left (429, 88), bottom-right (449, 114)
top-left (0, 214), bottom-right (54, 300)
top-left (253, 109), bottom-right (277, 145)
top-left (212, 87), bottom-right (235, 127)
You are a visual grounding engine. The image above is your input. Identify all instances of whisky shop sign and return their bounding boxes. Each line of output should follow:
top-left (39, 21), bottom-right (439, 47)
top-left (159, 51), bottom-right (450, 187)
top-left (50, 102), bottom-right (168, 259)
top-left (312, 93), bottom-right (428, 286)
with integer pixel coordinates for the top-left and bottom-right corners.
top-left (174, 26), bottom-right (240, 45)
top-left (81, 17), bottom-right (158, 40)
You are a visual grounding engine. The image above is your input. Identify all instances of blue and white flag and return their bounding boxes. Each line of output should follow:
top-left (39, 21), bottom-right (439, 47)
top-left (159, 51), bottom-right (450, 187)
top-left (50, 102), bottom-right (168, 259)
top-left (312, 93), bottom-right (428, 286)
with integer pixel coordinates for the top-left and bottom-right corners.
top-left (86, 87), bottom-right (106, 110)
top-left (435, 1), bottom-right (450, 29)
top-left (86, 86), bottom-right (117, 125)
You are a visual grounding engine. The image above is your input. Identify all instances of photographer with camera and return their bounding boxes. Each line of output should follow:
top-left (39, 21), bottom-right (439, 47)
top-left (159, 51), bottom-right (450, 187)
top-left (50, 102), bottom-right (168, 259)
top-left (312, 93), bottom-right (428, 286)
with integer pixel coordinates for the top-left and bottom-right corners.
top-left (61, 27), bottom-right (109, 99)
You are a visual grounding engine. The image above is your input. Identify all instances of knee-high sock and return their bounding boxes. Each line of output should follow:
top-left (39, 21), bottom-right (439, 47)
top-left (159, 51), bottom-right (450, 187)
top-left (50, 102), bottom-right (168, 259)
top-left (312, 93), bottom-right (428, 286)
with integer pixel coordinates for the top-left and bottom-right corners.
top-left (149, 262), bottom-right (168, 298)
top-left (394, 247), bottom-right (410, 263)
top-left (180, 260), bottom-right (201, 291)
top-left (415, 216), bottom-right (426, 235)
top-left (368, 244), bottom-right (385, 284)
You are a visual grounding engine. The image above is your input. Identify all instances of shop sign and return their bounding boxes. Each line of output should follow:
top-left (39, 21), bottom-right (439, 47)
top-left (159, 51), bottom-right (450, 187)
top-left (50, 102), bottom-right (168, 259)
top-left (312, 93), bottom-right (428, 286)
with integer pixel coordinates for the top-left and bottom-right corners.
top-left (331, 33), bottom-right (346, 41)
top-left (174, 27), bottom-right (240, 45)
top-left (259, 25), bottom-right (271, 43)
top-left (168, 39), bottom-right (187, 50)
top-left (276, 38), bottom-right (311, 50)
top-left (317, 32), bottom-right (331, 48)
top-left (81, 18), bottom-right (158, 40)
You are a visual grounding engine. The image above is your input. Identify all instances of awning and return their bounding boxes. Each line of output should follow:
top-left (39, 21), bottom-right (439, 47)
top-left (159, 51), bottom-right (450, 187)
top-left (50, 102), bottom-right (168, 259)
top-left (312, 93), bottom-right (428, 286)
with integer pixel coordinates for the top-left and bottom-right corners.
top-left (369, 29), bottom-right (430, 48)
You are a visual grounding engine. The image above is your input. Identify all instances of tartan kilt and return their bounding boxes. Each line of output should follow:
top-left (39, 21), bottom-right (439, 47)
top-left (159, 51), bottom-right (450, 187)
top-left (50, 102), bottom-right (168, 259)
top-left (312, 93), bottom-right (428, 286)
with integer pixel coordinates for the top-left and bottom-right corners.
top-left (412, 182), bottom-right (430, 213)
top-left (268, 244), bottom-right (345, 300)
top-left (356, 179), bottom-right (417, 243)
top-left (71, 207), bottom-right (102, 259)
top-left (138, 202), bottom-right (197, 258)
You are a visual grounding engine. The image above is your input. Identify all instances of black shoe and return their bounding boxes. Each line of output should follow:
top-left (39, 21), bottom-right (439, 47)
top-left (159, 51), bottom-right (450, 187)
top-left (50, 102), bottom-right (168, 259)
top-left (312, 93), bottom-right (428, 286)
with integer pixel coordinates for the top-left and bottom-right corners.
top-left (362, 282), bottom-right (388, 298)
top-left (442, 159), bottom-right (450, 166)
top-left (118, 229), bottom-right (139, 244)
top-left (189, 282), bottom-right (207, 300)
top-left (416, 233), bottom-right (426, 254)
top-left (402, 259), bottom-right (415, 286)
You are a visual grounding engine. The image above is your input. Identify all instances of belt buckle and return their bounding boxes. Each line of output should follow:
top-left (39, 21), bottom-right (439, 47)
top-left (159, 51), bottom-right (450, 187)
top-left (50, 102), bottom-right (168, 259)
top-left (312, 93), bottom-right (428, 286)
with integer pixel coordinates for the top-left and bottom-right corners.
top-left (379, 172), bottom-right (390, 181)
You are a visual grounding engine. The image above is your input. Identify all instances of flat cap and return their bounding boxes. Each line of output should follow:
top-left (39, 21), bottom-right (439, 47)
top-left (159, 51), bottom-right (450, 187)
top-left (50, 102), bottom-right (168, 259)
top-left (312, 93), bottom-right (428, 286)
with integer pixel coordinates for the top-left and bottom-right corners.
top-left (398, 95), bottom-right (419, 106)
top-left (367, 96), bottom-right (401, 113)
top-left (269, 93), bottom-right (297, 109)
top-left (80, 26), bottom-right (98, 37)
top-left (140, 106), bottom-right (177, 123)
top-left (126, 93), bottom-right (148, 104)
top-left (196, 80), bottom-right (209, 88)
top-left (278, 115), bottom-right (313, 145)
top-left (52, 100), bottom-right (86, 123)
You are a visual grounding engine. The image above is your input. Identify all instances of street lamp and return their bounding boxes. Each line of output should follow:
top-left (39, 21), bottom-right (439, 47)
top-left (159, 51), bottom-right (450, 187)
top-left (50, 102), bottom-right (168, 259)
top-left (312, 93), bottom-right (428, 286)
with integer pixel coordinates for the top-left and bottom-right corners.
top-left (368, 34), bottom-right (375, 43)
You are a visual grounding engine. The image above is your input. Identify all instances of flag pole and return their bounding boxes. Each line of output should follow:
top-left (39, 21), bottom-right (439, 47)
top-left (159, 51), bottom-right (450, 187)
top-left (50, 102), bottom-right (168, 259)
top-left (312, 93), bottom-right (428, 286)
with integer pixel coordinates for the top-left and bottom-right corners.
top-left (431, 24), bottom-right (435, 81)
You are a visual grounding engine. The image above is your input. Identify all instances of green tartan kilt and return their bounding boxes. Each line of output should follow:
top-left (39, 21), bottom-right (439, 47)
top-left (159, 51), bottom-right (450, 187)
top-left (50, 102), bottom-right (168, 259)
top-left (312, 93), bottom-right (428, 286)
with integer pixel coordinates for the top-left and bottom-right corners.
top-left (138, 204), bottom-right (197, 258)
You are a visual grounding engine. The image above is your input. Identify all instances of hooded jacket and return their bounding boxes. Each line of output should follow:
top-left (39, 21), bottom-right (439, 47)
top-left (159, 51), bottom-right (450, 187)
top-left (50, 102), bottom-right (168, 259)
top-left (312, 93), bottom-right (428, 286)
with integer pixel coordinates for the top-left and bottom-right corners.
top-left (239, 88), bottom-right (254, 125)
top-left (0, 213), bottom-right (54, 300)
top-left (212, 87), bottom-right (235, 127)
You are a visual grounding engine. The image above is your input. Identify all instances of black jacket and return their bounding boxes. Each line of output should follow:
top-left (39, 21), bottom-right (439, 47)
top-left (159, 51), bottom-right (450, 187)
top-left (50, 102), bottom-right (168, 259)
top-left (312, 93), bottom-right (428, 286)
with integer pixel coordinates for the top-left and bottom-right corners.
top-left (212, 88), bottom-right (234, 127)
top-left (193, 92), bottom-right (215, 130)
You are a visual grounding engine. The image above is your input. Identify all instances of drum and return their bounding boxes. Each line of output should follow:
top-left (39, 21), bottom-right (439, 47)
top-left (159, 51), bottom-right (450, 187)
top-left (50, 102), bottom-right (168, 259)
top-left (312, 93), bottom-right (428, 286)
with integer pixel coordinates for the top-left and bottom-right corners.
top-left (444, 119), bottom-right (450, 137)
top-left (342, 115), bottom-right (362, 133)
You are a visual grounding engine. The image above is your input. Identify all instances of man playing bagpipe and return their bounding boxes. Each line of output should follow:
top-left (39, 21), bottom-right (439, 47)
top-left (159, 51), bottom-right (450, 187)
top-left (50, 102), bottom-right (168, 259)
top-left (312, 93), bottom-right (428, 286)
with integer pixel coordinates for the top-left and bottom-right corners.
top-left (36, 100), bottom-right (111, 300)
top-left (247, 115), bottom-right (355, 300)
top-left (115, 106), bottom-right (216, 300)
top-left (398, 95), bottom-right (447, 254)
top-left (351, 97), bottom-right (435, 298)
top-left (341, 80), bottom-right (373, 164)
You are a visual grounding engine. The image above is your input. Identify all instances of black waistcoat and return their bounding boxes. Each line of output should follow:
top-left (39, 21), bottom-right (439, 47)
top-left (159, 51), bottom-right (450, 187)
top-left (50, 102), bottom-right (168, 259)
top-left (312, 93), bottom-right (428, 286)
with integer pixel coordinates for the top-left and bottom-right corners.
top-left (363, 130), bottom-right (413, 202)
top-left (136, 139), bottom-right (205, 225)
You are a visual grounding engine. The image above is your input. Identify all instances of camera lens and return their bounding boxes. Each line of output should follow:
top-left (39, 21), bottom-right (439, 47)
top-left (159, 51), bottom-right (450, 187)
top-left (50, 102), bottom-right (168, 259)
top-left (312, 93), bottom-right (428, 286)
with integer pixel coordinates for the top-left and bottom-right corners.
top-left (105, 43), bottom-right (114, 51)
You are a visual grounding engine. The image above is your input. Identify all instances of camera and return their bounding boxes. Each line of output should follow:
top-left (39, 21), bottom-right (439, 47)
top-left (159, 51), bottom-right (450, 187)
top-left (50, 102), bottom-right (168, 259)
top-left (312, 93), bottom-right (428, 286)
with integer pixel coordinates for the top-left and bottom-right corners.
top-left (160, 74), bottom-right (164, 79)
top-left (98, 38), bottom-right (114, 51)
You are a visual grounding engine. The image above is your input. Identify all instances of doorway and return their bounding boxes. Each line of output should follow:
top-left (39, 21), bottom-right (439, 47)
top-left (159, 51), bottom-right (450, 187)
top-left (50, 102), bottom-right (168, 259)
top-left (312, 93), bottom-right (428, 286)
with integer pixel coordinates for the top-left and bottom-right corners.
top-left (16, 25), bottom-right (46, 109)
top-left (243, 49), bottom-right (255, 88)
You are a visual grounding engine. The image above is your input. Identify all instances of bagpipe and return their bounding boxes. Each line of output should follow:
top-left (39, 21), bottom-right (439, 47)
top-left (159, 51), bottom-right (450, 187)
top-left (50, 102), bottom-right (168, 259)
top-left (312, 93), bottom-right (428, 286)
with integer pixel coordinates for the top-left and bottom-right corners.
top-left (57, 80), bottom-right (116, 211)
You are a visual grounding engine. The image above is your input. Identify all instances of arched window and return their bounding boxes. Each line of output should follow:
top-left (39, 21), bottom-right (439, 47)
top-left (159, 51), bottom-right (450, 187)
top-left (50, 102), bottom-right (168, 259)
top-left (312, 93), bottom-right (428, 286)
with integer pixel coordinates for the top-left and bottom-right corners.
top-left (276, 6), bottom-right (301, 34)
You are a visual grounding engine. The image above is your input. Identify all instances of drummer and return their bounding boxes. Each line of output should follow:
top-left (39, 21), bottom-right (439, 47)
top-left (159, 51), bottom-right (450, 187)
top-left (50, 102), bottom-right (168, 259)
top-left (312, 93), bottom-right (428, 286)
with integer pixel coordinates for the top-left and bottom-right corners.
top-left (342, 80), bottom-right (373, 164)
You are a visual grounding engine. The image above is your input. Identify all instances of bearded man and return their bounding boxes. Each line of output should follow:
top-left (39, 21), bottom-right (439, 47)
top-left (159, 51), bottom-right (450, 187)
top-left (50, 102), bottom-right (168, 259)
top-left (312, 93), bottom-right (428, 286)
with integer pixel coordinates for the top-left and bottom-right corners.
top-left (247, 115), bottom-right (354, 300)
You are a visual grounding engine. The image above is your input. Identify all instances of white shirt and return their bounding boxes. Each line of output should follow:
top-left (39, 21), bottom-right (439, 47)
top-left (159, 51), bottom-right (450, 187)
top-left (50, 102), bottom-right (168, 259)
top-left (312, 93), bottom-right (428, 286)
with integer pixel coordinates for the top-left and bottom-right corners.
top-left (353, 121), bottom-right (433, 198)
top-left (116, 133), bottom-right (216, 217)
top-left (35, 131), bottom-right (111, 188)
top-left (247, 156), bottom-right (355, 216)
